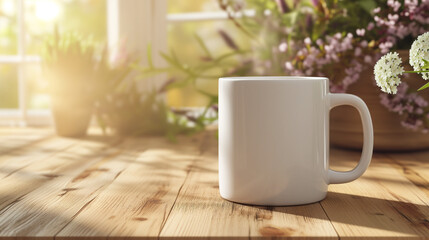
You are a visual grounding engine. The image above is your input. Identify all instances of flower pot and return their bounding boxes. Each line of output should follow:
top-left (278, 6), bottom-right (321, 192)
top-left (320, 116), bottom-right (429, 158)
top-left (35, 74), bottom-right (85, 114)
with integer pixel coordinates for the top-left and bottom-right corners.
top-left (51, 101), bottom-right (92, 138)
top-left (330, 50), bottom-right (429, 152)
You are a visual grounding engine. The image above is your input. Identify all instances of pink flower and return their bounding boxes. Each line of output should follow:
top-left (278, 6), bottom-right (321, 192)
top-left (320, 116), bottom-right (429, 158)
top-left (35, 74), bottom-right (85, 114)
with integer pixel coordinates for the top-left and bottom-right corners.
top-left (354, 47), bottom-right (362, 56)
top-left (285, 62), bottom-right (294, 70)
top-left (387, 0), bottom-right (401, 12)
top-left (334, 33), bottom-right (342, 39)
top-left (311, 0), bottom-right (320, 7)
top-left (364, 55), bottom-right (372, 63)
top-left (304, 37), bottom-right (311, 45)
top-left (388, 14), bottom-right (399, 21)
top-left (279, 42), bottom-right (288, 52)
top-left (356, 29), bottom-right (365, 36)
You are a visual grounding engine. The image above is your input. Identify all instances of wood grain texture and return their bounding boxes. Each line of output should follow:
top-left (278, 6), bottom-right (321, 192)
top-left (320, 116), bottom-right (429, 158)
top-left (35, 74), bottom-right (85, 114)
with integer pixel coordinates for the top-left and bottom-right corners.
top-left (0, 128), bottom-right (429, 239)
top-left (160, 133), bottom-right (338, 239)
top-left (56, 134), bottom-right (204, 239)
top-left (0, 127), bottom-right (53, 154)
top-left (324, 149), bottom-right (429, 239)
top-left (0, 135), bottom-right (121, 237)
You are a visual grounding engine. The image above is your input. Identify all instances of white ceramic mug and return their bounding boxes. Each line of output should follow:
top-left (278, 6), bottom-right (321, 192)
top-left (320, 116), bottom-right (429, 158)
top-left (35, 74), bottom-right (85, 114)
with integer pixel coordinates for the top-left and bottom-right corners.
top-left (218, 76), bottom-right (373, 206)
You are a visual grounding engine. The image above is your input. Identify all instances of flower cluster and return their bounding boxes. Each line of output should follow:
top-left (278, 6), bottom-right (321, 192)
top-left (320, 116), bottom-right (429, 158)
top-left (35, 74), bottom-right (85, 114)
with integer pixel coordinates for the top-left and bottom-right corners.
top-left (374, 32), bottom-right (429, 132)
top-left (374, 52), bottom-right (404, 94)
top-left (380, 82), bottom-right (429, 132)
top-left (219, 0), bottom-right (429, 133)
top-left (369, 1), bottom-right (429, 133)
top-left (374, 32), bottom-right (429, 95)
top-left (372, 0), bottom-right (429, 53)
top-left (282, 33), bottom-right (374, 93)
top-left (410, 32), bottom-right (429, 79)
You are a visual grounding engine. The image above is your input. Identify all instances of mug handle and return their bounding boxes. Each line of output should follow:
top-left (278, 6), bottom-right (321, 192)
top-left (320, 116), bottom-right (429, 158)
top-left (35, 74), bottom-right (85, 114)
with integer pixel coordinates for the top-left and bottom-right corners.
top-left (328, 93), bottom-right (374, 184)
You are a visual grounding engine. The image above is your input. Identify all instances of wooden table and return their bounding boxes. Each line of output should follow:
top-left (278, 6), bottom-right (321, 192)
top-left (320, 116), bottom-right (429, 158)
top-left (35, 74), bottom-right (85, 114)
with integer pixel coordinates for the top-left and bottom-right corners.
top-left (1, 128), bottom-right (429, 239)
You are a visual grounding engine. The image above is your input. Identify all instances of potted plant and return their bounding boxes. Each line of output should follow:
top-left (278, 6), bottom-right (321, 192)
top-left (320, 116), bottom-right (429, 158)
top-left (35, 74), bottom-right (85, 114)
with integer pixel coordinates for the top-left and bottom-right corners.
top-left (356, 1), bottom-right (429, 151)
top-left (147, 0), bottom-right (429, 150)
top-left (93, 46), bottom-right (214, 141)
top-left (373, 32), bottom-right (429, 116)
top-left (42, 28), bottom-right (97, 137)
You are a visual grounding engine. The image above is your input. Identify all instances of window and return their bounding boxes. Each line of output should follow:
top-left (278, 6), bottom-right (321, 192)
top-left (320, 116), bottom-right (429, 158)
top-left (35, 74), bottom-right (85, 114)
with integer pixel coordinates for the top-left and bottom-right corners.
top-left (0, 0), bottom-right (106, 126)
top-left (1, 0), bottom-right (243, 125)
top-left (166, 0), bottom-right (250, 107)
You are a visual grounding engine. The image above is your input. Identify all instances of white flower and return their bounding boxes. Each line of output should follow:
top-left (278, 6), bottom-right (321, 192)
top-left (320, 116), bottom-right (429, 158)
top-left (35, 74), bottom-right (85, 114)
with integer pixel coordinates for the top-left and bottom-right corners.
top-left (285, 61), bottom-right (293, 70)
top-left (278, 42), bottom-right (287, 52)
top-left (374, 52), bottom-right (404, 94)
top-left (356, 28), bottom-right (365, 36)
top-left (410, 32), bottom-right (429, 80)
top-left (304, 37), bottom-right (311, 45)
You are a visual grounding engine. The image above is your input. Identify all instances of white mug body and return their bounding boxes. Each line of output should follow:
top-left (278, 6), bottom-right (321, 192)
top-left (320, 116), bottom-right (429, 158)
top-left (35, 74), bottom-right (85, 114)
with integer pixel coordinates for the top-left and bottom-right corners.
top-left (218, 76), bottom-right (330, 206)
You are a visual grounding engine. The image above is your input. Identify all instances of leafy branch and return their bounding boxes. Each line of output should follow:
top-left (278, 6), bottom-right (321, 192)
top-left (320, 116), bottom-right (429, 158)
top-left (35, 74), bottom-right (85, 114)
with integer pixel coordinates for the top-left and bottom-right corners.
top-left (133, 32), bottom-right (251, 137)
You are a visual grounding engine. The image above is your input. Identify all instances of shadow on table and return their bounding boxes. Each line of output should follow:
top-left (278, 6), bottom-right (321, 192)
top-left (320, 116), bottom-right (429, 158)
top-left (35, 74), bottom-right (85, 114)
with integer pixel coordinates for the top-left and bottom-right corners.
top-left (272, 191), bottom-right (429, 236)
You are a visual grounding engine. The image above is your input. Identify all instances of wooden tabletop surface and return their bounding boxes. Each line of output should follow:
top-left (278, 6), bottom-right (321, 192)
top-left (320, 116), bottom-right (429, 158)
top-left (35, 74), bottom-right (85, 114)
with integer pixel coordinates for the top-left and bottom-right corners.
top-left (1, 127), bottom-right (429, 239)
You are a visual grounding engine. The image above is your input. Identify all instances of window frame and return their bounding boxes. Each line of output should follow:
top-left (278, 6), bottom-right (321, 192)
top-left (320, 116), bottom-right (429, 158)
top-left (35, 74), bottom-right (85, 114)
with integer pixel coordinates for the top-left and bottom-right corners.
top-left (0, 0), bottom-right (232, 126)
top-left (0, 0), bottom-right (45, 126)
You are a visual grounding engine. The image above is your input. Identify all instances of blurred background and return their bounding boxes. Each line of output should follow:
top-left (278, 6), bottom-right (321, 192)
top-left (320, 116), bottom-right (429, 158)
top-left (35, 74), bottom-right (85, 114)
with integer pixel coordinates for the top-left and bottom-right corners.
top-left (1, 0), bottom-right (429, 151)
top-left (0, 0), bottom-right (237, 125)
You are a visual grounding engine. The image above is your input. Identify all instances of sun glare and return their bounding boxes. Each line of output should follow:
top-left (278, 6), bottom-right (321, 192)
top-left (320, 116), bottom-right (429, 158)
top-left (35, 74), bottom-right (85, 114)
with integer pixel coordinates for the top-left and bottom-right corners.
top-left (1, 0), bottom-right (15, 15)
top-left (35, 0), bottom-right (62, 22)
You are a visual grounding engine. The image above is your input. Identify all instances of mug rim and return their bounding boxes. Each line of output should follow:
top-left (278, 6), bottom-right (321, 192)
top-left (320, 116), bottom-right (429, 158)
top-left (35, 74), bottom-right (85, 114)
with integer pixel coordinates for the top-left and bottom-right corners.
top-left (219, 76), bottom-right (328, 81)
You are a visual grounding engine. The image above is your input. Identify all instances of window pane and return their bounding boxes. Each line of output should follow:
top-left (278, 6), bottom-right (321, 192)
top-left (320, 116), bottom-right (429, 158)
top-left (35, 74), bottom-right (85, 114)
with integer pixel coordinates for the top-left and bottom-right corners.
top-left (0, 0), bottom-right (17, 54)
top-left (25, 0), bottom-right (107, 55)
top-left (167, 20), bottom-right (249, 107)
top-left (168, 0), bottom-right (221, 14)
top-left (0, 64), bottom-right (18, 108)
top-left (25, 63), bottom-right (49, 109)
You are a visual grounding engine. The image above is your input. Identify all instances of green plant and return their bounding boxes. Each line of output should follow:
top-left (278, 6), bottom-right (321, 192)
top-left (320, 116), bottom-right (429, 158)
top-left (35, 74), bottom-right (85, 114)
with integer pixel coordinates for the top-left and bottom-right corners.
top-left (42, 28), bottom-right (203, 140)
top-left (134, 38), bottom-right (241, 135)
top-left (137, 0), bottom-right (378, 110)
top-left (372, 32), bottom-right (429, 132)
top-left (42, 27), bottom-right (97, 103)
top-left (94, 47), bottom-right (214, 141)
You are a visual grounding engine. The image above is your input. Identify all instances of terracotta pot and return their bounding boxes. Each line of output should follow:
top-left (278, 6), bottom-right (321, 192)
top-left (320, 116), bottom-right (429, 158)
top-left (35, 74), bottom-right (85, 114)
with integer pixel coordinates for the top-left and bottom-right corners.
top-left (330, 50), bottom-right (429, 152)
top-left (51, 101), bottom-right (92, 138)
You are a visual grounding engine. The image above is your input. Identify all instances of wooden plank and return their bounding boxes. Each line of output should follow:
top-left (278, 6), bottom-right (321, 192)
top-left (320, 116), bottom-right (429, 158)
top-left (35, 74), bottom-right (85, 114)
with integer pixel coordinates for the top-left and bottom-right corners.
top-left (0, 128), bottom-right (117, 181)
top-left (1, 127), bottom-right (429, 239)
top-left (0, 137), bottom-right (170, 238)
top-left (322, 149), bottom-right (429, 238)
top-left (385, 151), bottom-right (429, 200)
top-left (0, 137), bottom-right (77, 180)
top-left (0, 127), bottom-right (53, 154)
top-left (55, 133), bottom-right (205, 239)
top-left (0, 135), bottom-right (121, 237)
top-left (160, 132), bottom-right (338, 239)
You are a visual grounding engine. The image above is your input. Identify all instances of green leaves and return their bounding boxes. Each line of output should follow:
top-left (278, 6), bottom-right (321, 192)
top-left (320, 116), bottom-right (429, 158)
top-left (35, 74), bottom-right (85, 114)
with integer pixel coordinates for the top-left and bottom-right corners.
top-left (418, 81), bottom-right (429, 91)
top-left (357, 0), bottom-right (377, 14)
top-left (194, 34), bottom-right (212, 60)
top-left (42, 27), bottom-right (100, 103)
top-left (417, 59), bottom-right (429, 91)
top-left (406, 59), bottom-right (429, 91)
top-left (418, 59), bottom-right (429, 91)
top-left (423, 59), bottom-right (429, 69)
top-left (129, 27), bottom-right (250, 140)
